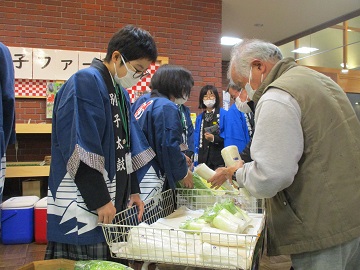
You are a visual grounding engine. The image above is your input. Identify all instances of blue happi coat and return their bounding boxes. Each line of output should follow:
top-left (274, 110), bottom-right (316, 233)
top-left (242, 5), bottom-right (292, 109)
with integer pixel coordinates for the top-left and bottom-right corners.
top-left (0, 42), bottom-right (16, 219)
top-left (133, 94), bottom-right (194, 155)
top-left (0, 42), bottom-right (16, 158)
top-left (132, 92), bottom-right (188, 189)
top-left (223, 103), bottom-right (250, 152)
top-left (47, 58), bottom-right (154, 245)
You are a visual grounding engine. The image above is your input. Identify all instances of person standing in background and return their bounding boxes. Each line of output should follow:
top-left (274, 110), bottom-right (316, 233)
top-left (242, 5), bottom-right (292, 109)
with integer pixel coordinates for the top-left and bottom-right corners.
top-left (208, 39), bottom-right (360, 270)
top-left (0, 42), bottom-right (16, 229)
top-left (230, 82), bottom-right (255, 138)
top-left (227, 82), bottom-right (255, 162)
top-left (133, 64), bottom-right (194, 201)
top-left (194, 85), bottom-right (226, 170)
top-left (224, 83), bottom-right (250, 153)
top-left (46, 25), bottom-right (157, 261)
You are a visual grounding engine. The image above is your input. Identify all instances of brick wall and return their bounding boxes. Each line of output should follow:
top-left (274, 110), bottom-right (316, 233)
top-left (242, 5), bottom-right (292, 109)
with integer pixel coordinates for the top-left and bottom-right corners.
top-left (1, 0), bottom-right (222, 161)
top-left (222, 60), bottom-right (230, 90)
top-left (1, 0), bottom-right (222, 115)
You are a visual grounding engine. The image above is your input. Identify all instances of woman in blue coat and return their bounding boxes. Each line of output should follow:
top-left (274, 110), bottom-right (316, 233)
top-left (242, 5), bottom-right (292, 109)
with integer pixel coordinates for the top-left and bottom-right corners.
top-left (194, 85), bottom-right (226, 170)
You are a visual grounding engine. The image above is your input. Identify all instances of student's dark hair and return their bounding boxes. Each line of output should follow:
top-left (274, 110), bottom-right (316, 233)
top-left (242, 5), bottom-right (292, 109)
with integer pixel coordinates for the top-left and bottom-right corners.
top-left (105, 25), bottom-right (158, 63)
top-left (226, 82), bottom-right (241, 92)
top-left (198, 85), bottom-right (220, 109)
top-left (150, 64), bottom-right (194, 99)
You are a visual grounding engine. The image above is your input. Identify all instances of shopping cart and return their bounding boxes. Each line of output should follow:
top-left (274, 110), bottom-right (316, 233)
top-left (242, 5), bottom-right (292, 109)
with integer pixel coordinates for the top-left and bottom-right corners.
top-left (102, 189), bottom-right (265, 270)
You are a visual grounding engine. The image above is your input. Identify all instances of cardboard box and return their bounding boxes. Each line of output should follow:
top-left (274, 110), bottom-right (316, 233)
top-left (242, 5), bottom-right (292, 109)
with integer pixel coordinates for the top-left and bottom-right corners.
top-left (22, 179), bottom-right (41, 198)
top-left (18, 259), bottom-right (75, 270)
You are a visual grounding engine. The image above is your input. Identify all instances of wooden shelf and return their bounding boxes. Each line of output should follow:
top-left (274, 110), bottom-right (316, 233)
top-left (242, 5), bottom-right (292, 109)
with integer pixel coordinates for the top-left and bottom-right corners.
top-left (6, 162), bottom-right (50, 178)
top-left (16, 123), bottom-right (52, 134)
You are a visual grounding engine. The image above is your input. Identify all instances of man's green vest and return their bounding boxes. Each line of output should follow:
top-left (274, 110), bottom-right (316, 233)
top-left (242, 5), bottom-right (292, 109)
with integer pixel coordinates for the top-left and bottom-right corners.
top-left (254, 58), bottom-right (360, 255)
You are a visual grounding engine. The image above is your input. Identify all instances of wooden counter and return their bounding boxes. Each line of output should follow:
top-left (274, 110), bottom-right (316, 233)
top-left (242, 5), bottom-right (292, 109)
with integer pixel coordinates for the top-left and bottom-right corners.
top-left (16, 123), bottom-right (52, 134)
top-left (6, 162), bottom-right (50, 178)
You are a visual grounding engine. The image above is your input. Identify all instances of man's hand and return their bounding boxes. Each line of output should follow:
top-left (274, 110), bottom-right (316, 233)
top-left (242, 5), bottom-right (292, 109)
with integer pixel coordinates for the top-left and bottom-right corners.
top-left (128, 193), bottom-right (145, 222)
top-left (180, 169), bottom-right (194, 188)
top-left (207, 167), bottom-right (228, 189)
top-left (185, 154), bottom-right (192, 167)
top-left (204, 132), bottom-right (214, 142)
top-left (97, 201), bottom-right (116, 224)
top-left (208, 160), bottom-right (244, 189)
top-left (239, 88), bottom-right (250, 102)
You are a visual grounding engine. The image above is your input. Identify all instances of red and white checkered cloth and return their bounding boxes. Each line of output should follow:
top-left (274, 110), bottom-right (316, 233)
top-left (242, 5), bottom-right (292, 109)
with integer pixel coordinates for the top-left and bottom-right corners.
top-left (15, 79), bottom-right (52, 97)
top-left (127, 62), bottom-right (160, 103)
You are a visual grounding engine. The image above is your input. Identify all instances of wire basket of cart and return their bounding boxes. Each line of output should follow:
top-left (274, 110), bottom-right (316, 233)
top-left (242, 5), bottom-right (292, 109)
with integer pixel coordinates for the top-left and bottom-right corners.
top-left (102, 188), bottom-right (265, 270)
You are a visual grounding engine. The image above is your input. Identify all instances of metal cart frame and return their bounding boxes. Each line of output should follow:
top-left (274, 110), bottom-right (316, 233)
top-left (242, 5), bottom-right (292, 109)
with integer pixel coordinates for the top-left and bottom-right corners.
top-left (102, 189), bottom-right (265, 270)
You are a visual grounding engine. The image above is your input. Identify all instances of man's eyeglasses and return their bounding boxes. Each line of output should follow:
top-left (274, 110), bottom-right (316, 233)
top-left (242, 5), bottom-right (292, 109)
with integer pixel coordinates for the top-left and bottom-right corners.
top-left (127, 62), bottom-right (150, 79)
top-left (122, 55), bottom-right (150, 79)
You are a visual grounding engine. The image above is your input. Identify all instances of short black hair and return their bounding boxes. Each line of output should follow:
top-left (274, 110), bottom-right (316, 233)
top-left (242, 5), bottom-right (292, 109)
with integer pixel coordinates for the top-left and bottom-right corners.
top-left (150, 64), bottom-right (194, 99)
top-left (104, 25), bottom-right (158, 63)
top-left (198, 85), bottom-right (220, 109)
top-left (226, 82), bottom-right (241, 92)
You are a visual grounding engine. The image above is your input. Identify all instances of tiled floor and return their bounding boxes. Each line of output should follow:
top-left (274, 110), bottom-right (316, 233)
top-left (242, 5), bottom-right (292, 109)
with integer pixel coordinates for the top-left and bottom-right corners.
top-left (0, 242), bottom-right (292, 270)
top-left (0, 242), bottom-right (46, 270)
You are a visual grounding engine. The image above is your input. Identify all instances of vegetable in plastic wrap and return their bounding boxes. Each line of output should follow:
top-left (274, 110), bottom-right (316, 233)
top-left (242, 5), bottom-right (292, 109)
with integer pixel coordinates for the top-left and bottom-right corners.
top-left (74, 260), bottom-right (134, 270)
top-left (176, 173), bottom-right (224, 205)
top-left (177, 172), bottom-right (211, 190)
top-left (194, 163), bottom-right (237, 191)
top-left (199, 199), bottom-right (253, 233)
top-left (179, 217), bottom-right (210, 232)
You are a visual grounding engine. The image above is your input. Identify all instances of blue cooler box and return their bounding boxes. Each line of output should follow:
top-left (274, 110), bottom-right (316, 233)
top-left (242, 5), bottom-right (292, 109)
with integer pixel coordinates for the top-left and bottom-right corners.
top-left (1, 196), bottom-right (39, 244)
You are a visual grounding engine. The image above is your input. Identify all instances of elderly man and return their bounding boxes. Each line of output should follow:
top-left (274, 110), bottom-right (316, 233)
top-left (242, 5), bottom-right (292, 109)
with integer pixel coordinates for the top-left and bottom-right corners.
top-left (208, 39), bottom-right (360, 269)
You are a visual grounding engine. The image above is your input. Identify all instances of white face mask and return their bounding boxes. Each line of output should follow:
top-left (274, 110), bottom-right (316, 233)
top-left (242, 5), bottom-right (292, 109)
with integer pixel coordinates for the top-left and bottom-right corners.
top-left (244, 68), bottom-right (263, 100)
top-left (203, 99), bottom-right (215, 108)
top-left (235, 96), bottom-right (252, 113)
top-left (113, 55), bottom-right (141, 88)
top-left (174, 96), bottom-right (188, 105)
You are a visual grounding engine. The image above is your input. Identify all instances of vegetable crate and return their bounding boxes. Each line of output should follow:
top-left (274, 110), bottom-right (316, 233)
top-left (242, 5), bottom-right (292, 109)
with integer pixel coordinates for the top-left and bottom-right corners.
top-left (102, 189), bottom-right (265, 270)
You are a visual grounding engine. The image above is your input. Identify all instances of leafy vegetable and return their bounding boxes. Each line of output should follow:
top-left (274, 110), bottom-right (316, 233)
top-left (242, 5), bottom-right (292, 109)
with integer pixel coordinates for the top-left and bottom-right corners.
top-left (191, 199), bottom-right (253, 234)
top-left (74, 260), bottom-right (134, 270)
top-left (193, 173), bottom-right (214, 190)
top-left (179, 217), bottom-right (210, 232)
top-left (194, 163), bottom-right (239, 191)
top-left (212, 212), bottom-right (242, 233)
top-left (214, 209), bottom-right (247, 232)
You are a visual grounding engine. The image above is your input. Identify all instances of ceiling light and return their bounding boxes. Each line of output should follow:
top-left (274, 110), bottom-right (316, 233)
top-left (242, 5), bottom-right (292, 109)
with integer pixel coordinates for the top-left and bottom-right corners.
top-left (340, 63), bottom-right (352, 69)
top-left (291, 47), bottom-right (319, 54)
top-left (221, 36), bottom-right (242, 46)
